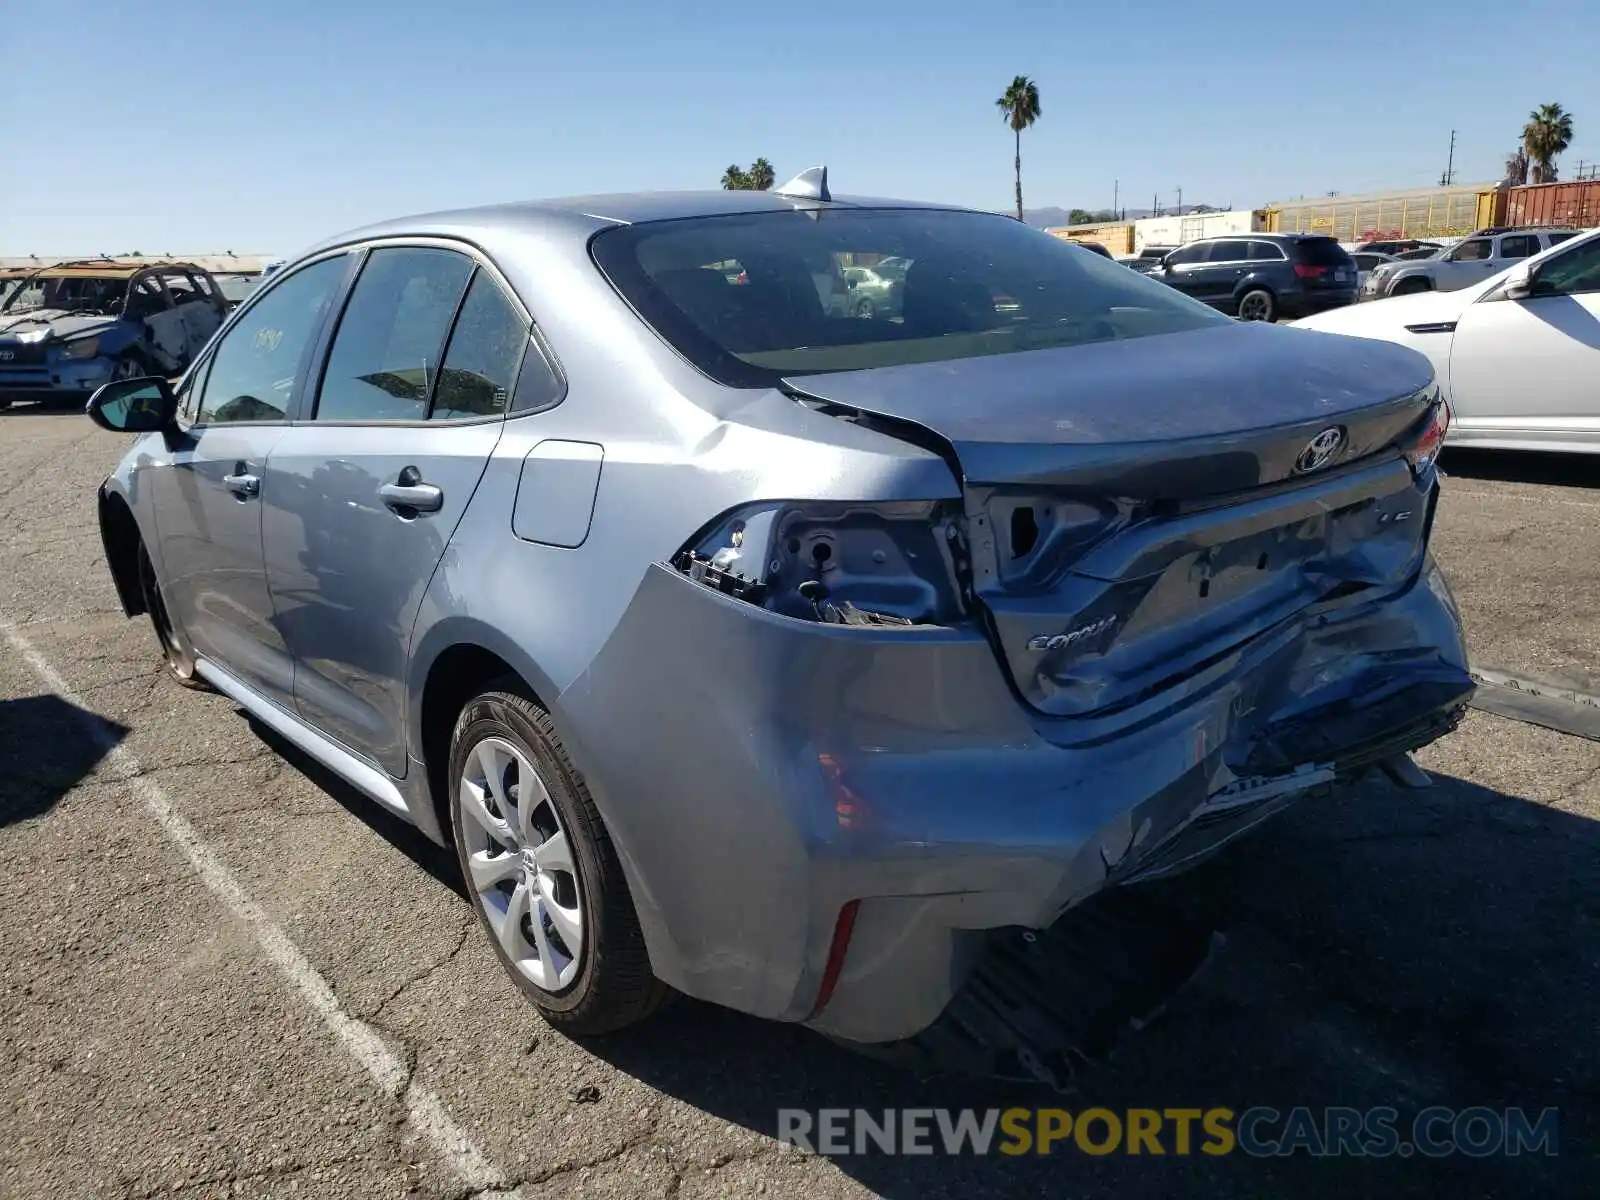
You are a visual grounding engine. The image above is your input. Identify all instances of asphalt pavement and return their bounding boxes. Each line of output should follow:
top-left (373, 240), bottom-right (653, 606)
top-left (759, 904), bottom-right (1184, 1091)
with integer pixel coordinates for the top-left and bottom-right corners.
top-left (0, 408), bottom-right (1595, 1198)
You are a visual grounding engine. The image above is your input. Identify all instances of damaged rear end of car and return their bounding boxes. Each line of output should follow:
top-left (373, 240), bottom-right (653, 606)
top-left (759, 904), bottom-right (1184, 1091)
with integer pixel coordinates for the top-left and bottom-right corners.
top-left (572, 206), bottom-right (1472, 1065)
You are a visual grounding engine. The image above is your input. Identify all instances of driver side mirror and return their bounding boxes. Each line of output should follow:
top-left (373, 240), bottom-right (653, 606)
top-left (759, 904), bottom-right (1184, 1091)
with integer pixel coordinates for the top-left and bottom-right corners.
top-left (1500, 264), bottom-right (1535, 301)
top-left (86, 376), bottom-right (178, 434)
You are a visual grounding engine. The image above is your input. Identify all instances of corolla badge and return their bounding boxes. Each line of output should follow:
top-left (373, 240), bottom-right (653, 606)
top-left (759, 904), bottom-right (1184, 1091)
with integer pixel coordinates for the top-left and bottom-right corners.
top-left (1026, 615), bottom-right (1118, 651)
top-left (1294, 426), bottom-right (1347, 474)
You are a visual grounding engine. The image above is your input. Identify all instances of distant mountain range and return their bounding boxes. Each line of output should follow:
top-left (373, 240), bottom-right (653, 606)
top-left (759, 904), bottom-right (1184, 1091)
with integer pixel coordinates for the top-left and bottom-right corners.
top-left (1022, 205), bottom-right (1224, 228)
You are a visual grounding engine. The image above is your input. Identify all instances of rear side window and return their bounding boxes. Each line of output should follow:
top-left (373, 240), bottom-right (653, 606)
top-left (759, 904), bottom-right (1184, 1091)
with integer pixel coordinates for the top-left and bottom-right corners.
top-left (315, 247), bottom-right (473, 422)
top-left (1248, 241), bottom-right (1286, 261)
top-left (1207, 240), bottom-right (1251, 262)
top-left (1293, 238), bottom-right (1350, 266)
top-left (1546, 231), bottom-right (1577, 246)
top-left (1499, 234), bottom-right (1540, 259)
top-left (195, 254), bottom-right (349, 425)
top-left (431, 272), bottom-right (528, 420)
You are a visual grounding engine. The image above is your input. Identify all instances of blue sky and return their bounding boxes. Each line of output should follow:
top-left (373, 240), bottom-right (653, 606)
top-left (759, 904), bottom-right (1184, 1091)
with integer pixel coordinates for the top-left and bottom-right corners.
top-left (4, 0), bottom-right (1596, 256)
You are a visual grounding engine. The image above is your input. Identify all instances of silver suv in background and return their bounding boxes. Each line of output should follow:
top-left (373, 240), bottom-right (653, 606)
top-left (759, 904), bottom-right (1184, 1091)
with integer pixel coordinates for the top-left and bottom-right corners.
top-left (83, 177), bottom-right (1472, 1073)
top-left (1363, 226), bottom-right (1584, 299)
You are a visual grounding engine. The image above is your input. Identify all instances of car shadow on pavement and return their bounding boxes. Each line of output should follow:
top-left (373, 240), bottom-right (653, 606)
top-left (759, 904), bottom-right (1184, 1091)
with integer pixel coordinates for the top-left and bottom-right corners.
top-left (1442, 448), bottom-right (1599, 489)
top-left (0, 694), bottom-right (127, 827)
top-left (581, 770), bottom-right (1597, 1199)
top-left (238, 713), bottom-right (468, 901)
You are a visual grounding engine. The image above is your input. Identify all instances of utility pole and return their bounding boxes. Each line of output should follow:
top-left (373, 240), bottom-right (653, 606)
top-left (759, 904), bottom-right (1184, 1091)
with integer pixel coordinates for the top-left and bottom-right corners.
top-left (1439, 129), bottom-right (1456, 187)
top-left (1176, 185), bottom-right (1183, 215)
top-left (1153, 191), bottom-right (1159, 218)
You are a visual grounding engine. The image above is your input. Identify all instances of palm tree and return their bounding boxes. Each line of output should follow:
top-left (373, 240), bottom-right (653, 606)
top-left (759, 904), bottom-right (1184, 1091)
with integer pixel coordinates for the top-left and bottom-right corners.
top-left (995, 76), bottom-right (1042, 221)
top-left (746, 158), bottom-right (776, 190)
top-left (1522, 103), bottom-right (1574, 184)
top-left (1504, 147), bottom-right (1529, 186)
top-left (721, 164), bottom-right (749, 190)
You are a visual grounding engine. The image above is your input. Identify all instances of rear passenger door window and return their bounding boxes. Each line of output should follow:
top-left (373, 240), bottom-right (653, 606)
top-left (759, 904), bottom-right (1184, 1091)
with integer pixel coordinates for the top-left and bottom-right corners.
top-left (1248, 241), bottom-right (1285, 261)
top-left (314, 247), bottom-right (474, 422)
top-left (1207, 240), bottom-right (1250, 263)
top-left (1499, 234), bottom-right (1539, 259)
top-left (431, 271), bottom-right (528, 421)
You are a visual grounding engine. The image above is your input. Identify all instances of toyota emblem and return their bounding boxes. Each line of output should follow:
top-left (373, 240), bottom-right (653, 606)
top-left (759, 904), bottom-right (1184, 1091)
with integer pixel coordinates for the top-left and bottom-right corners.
top-left (1294, 427), bottom-right (1346, 474)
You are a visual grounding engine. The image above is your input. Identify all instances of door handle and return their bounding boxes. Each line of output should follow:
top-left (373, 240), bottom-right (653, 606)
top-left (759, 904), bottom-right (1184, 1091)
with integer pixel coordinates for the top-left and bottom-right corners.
top-left (379, 467), bottom-right (443, 515)
top-left (223, 471), bottom-right (260, 499)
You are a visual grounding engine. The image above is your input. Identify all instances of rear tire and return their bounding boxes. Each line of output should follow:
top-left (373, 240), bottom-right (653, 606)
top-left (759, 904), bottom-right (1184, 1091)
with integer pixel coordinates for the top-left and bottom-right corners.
top-left (449, 685), bottom-right (668, 1036)
top-left (137, 542), bottom-right (210, 691)
top-left (1236, 288), bottom-right (1276, 322)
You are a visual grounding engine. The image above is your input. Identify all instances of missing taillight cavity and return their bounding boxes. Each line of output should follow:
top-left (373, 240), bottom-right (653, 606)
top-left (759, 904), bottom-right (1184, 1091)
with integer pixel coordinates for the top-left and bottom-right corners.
top-left (672, 500), bottom-right (970, 628)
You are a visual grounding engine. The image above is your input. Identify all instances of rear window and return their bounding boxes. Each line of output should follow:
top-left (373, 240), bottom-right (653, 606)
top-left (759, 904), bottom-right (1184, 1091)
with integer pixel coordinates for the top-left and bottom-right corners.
top-left (591, 209), bottom-right (1230, 386)
top-left (1292, 238), bottom-right (1351, 266)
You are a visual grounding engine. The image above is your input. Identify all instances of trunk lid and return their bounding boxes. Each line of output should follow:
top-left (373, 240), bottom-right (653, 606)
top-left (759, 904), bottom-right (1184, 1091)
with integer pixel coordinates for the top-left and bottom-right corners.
top-left (782, 321), bottom-right (1432, 498)
top-left (783, 321), bottom-right (1439, 719)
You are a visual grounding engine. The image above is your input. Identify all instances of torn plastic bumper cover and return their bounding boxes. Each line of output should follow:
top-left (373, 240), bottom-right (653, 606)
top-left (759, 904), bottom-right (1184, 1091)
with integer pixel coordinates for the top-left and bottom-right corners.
top-left (557, 549), bottom-right (1472, 1046)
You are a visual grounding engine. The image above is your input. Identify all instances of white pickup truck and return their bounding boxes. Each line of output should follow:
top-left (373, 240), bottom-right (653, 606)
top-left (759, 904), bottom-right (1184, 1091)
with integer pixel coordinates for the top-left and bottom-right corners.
top-left (1363, 226), bottom-right (1584, 300)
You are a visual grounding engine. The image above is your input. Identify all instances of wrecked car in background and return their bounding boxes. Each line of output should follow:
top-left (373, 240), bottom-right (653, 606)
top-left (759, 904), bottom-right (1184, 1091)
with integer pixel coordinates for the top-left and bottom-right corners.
top-left (0, 259), bottom-right (228, 408)
top-left (84, 171), bottom-right (1475, 1085)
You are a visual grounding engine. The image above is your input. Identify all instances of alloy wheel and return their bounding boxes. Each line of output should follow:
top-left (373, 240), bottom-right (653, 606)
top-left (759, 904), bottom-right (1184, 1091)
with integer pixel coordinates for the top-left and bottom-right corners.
top-left (458, 737), bottom-right (584, 991)
top-left (1237, 292), bottom-right (1272, 322)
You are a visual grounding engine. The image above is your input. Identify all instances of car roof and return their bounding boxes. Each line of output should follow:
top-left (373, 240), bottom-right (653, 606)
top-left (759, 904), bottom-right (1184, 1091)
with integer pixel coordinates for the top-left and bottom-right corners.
top-left (302, 190), bottom-right (982, 256)
top-left (1187, 232), bottom-right (1331, 243)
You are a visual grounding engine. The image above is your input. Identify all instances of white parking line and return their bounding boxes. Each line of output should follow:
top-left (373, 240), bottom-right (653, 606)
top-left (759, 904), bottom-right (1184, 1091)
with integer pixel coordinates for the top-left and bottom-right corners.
top-left (2, 622), bottom-right (526, 1199)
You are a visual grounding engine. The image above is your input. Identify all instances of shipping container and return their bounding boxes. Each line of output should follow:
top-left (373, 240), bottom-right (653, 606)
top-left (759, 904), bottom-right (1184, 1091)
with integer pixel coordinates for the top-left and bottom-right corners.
top-left (1132, 209), bottom-right (1269, 252)
top-left (1262, 184), bottom-right (1497, 244)
top-left (1502, 180), bottom-right (1600, 230)
top-left (1043, 223), bottom-right (1135, 255)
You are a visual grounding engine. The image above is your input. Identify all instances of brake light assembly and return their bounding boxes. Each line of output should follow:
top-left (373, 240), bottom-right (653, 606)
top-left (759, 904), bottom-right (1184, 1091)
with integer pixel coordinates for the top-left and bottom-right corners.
top-left (1293, 263), bottom-right (1329, 280)
top-left (1401, 396), bottom-right (1451, 475)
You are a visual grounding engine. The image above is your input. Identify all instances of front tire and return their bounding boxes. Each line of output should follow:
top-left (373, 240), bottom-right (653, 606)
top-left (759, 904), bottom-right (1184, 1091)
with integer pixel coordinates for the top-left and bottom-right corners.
top-left (137, 542), bottom-right (209, 690)
top-left (449, 686), bottom-right (667, 1035)
top-left (1236, 288), bottom-right (1276, 322)
top-left (1393, 278), bottom-right (1432, 296)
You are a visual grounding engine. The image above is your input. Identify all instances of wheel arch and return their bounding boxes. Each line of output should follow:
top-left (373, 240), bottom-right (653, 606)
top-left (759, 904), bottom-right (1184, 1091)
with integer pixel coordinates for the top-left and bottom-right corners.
top-left (97, 484), bottom-right (146, 618)
top-left (407, 619), bottom-right (673, 973)
top-left (414, 636), bottom-right (548, 844)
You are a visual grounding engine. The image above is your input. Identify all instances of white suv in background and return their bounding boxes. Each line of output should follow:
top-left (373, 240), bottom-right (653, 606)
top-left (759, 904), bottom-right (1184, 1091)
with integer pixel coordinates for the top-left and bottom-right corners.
top-left (1363, 227), bottom-right (1583, 300)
